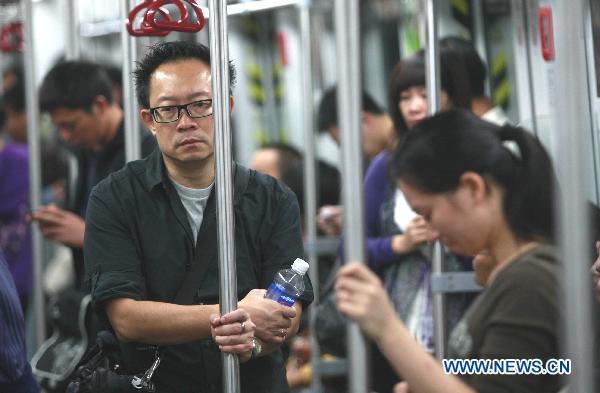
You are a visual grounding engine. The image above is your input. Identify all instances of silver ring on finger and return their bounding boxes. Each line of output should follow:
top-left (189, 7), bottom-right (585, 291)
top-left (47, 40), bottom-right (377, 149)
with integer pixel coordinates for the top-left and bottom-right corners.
top-left (240, 321), bottom-right (246, 333)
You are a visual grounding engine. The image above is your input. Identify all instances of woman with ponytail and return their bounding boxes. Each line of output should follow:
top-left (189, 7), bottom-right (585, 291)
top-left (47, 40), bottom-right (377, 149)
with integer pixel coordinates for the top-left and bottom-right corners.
top-left (336, 110), bottom-right (563, 393)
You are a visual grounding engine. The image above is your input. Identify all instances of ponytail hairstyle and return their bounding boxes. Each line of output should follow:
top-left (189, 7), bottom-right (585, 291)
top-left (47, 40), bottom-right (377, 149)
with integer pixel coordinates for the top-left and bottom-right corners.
top-left (388, 49), bottom-right (472, 142)
top-left (391, 109), bottom-right (555, 243)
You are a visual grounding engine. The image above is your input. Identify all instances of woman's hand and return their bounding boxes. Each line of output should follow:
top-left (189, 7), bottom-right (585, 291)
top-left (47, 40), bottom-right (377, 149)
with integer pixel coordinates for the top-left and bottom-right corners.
top-left (391, 216), bottom-right (438, 254)
top-left (317, 205), bottom-right (343, 236)
top-left (335, 262), bottom-right (397, 343)
top-left (210, 308), bottom-right (256, 363)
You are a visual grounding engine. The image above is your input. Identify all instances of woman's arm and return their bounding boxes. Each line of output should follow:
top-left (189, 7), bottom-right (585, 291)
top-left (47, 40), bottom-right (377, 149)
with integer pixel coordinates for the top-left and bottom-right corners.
top-left (335, 262), bottom-right (475, 393)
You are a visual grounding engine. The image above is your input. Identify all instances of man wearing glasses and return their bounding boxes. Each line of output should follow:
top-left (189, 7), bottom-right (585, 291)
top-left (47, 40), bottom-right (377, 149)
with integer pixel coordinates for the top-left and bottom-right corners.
top-left (84, 41), bottom-right (312, 392)
top-left (31, 61), bottom-right (155, 290)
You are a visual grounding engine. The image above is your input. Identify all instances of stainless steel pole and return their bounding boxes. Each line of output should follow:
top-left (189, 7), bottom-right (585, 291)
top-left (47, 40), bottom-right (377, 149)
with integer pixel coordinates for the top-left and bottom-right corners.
top-left (208, 1), bottom-right (240, 392)
top-left (334, 0), bottom-right (368, 392)
top-left (520, 0), bottom-right (539, 136)
top-left (23, 0), bottom-right (46, 347)
top-left (298, 2), bottom-right (321, 392)
top-left (64, 0), bottom-right (80, 60)
top-left (424, 0), bottom-right (446, 360)
top-left (120, 0), bottom-right (141, 162)
top-left (471, 0), bottom-right (488, 95)
top-left (553, 1), bottom-right (594, 392)
top-left (424, 0), bottom-right (441, 113)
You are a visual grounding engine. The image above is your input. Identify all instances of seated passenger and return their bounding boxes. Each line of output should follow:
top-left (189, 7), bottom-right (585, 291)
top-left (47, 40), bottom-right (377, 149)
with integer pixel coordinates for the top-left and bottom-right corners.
top-left (336, 109), bottom-right (563, 392)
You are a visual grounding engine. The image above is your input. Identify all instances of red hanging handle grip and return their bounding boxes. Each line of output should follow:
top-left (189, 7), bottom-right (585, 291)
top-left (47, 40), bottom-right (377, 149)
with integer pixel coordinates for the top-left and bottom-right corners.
top-left (0, 22), bottom-right (23, 53)
top-left (146, 0), bottom-right (188, 30)
top-left (126, 0), bottom-right (171, 37)
top-left (147, 0), bottom-right (205, 33)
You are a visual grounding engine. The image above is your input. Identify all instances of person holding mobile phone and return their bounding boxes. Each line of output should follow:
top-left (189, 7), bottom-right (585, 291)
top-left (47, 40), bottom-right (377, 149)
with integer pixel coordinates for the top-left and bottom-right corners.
top-left (30, 61), bottom-right (156, 290)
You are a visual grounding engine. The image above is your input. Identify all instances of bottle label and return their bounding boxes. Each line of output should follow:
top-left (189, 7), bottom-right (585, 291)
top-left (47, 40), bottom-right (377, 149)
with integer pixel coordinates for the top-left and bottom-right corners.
top-left (265, 282), bottom-right (296, 307)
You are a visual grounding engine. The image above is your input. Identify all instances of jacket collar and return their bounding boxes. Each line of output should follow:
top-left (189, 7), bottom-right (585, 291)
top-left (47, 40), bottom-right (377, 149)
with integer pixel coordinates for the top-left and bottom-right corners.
top-left (144, 148), bottom-right (170, 192)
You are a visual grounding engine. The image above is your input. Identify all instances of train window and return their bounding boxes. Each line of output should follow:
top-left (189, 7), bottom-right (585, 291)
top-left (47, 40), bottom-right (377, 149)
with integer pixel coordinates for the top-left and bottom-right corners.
top-left (591, 0), bottom-right (600, 96)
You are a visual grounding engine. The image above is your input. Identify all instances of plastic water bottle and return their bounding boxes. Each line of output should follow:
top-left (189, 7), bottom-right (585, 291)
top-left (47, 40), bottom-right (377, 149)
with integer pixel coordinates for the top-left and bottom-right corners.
top-left (264, 258), bottom-right (309, 306)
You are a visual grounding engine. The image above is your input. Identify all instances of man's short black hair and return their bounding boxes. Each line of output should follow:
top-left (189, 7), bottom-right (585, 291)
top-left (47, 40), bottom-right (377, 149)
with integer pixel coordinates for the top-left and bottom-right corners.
top-left (39, 60), bottom-right (113, 113)
top-left (317, 87), bottom-right (384, 132)
top-left (134, 41), bottom-right (236, 109)
top-left (440, 36), bottom-right (486, 97)
top-left (102, 63), bottom-right (123, 89)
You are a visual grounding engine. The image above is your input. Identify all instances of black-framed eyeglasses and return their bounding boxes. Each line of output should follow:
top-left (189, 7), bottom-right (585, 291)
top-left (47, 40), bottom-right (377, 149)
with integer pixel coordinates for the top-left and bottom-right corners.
top-left (149, 99), bottom-right (213, 123)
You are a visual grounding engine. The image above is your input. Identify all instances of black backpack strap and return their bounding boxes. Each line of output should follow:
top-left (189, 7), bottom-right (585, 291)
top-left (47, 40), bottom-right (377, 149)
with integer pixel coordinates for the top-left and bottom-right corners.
top-left (173, 162), bottom-right (251, 304)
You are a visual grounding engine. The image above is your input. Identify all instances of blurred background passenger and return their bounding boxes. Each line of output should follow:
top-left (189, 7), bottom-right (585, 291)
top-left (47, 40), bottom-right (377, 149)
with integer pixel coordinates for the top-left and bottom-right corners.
top-left (440, 36), bottom-right (509, 125)
top-left (250, 142), bottom-right (341, 392)
top-left (30, 60), bottom-right (155, 291)
top-left (0, 249), bottom-right (39, 393)
top-left (0, 97), bottom-right (32, 313)
top-left (250, 142), bottom-right (340, 283)
top-left (317, 87), bottom-right (394, 164)
top-left (102, 63), bottom-right (124, 108)
top-left (315, 88), bottom-right (394, 238)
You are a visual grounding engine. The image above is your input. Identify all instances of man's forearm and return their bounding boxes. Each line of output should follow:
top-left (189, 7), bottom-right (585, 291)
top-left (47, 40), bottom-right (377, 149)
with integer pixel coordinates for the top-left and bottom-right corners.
top-left (106, 298), bottom-right (219, 345)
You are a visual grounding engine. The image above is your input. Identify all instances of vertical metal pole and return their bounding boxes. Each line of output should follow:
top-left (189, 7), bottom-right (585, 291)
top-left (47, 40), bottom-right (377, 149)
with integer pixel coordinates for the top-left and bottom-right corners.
top-left (64, 0), bottom-right (80, 60)
top-left (298, 2), bottom-right (321, 392)
top-left (553, 1), bottom-right (594, 392)
top-left (424, 0), bottom-right (446, 360)
top-left (208, 1), bottom-right (240, 392)
top-left (258, 16), bottom-right (279, 140)
top-left (471, 0), bottom-right (489, 96)
top-left (0, 45), bottom-right (4, 92)
top-left (520, 0), bottom-right (539, 136)
top-left (424, 0), bottom-right (441, 113)
top-left (23, 0), bottom-right (46, 347)
top-left (120, 0), bottom-right (141, 162)
top-left (510, 0), bottom-right (539, 135)
top-left (334, 1), bottom-right (368, 392)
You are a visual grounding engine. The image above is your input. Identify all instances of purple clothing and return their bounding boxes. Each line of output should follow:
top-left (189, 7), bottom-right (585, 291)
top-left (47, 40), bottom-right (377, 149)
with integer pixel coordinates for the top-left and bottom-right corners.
top-left (364, 151), bottom-right (397, 268)
top-left (0, 142), bottom-right (32, 298)
top-left (0, 251), bottom-right (39, 393)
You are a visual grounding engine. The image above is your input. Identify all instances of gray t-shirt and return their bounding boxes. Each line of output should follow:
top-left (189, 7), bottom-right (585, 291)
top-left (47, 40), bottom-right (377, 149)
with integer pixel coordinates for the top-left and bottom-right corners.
top-left (171, 178), bottom-right (213, 244)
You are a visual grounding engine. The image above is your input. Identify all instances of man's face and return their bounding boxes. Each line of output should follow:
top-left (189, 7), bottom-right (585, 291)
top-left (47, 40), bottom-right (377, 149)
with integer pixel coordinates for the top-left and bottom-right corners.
top-left (5, 107), bottom-right (27, 143)
top-left (50, 105), bottom-right (105, 150)
top-left (141, 59), bottom-right (215, 166)
top-left (327, 117), bottom-right (385, 161)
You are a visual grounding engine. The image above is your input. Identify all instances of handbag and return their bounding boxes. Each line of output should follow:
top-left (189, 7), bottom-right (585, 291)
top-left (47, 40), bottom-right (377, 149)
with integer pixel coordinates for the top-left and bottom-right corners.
top-left (31, 289), bottom-right (96, 392)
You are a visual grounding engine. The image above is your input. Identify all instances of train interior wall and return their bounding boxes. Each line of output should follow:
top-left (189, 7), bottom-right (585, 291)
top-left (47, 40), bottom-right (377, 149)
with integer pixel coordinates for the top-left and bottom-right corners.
top-left (3, 0), bottom-right (600, 229)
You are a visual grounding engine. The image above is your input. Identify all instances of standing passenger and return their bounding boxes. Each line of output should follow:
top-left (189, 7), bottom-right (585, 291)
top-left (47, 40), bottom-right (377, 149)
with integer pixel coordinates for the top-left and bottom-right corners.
top-left (336, 110), bottom-right (562, 392)
top-left (84, 41), bottom-right (313, 392)
top-left (30, 61), bottom-right (155, 289)
top-left (316, 88), bottom-right (394, 237)
top-left (363, 49), bottom-right (473, 393)
top-left (440, 36), bottom-right (510, 125)
top-left (0, 98), bottom-right (32, 313)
